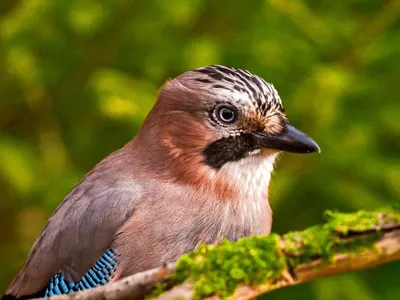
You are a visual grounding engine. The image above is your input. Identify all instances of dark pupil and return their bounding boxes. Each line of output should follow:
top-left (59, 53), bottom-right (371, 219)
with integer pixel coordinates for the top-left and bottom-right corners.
top-left (220, 108), bottom-right (235, 122)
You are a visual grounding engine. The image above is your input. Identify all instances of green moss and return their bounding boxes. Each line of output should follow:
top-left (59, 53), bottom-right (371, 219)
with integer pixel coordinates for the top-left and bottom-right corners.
top-left (281, 225), bottom-right (381, 267)
top-left (324, 206), bottom-right (400, 234)
top-left (154, 207), bottom-right (400, 299)
top-left (172, 234), bottom-right (285, 299)
top-left (282, 206), bottom-right (400, 267)
top-left (282, 225), bottom-right (334, 266)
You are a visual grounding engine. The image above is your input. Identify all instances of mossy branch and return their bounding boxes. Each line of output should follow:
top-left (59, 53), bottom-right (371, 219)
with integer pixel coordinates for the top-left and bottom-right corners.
top-left (45, 207), bottom-right (400, 300)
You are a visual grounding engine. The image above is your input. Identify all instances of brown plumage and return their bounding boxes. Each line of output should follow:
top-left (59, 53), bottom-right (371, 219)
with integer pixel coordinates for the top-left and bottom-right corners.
top-left (3, 65), bottom-right (320, 299)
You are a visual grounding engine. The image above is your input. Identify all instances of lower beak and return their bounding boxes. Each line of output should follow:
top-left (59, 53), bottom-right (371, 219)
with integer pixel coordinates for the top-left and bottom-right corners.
top-left (253, 124), bottom-right (320, 154)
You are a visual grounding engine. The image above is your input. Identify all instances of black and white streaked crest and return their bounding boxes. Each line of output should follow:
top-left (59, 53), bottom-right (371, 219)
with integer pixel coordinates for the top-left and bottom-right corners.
top-left (191, 65), bottom-right (283, 113)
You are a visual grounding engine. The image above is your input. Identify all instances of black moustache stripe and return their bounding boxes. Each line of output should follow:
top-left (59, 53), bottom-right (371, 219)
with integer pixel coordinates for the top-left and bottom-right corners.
top-left (202, 134), bottom-right (259, 169)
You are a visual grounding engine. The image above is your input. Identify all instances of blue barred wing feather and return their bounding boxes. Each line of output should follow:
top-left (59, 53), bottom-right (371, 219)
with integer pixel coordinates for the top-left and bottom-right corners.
top-left (44, 249), bottom-right (117, 297)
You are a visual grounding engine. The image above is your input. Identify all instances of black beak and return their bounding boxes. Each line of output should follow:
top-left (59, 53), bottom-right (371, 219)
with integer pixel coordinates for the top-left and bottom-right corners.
top-left (253, 124), bottom-right (320, 154)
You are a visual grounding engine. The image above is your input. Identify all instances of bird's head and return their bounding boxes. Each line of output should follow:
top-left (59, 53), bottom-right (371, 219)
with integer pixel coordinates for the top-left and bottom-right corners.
top-left (139, 65), bottom-right (319, 197)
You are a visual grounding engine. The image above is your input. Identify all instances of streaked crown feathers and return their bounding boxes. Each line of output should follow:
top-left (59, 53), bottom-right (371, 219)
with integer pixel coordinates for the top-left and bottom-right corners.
top-left (185, 65), bottom-right (283, 114)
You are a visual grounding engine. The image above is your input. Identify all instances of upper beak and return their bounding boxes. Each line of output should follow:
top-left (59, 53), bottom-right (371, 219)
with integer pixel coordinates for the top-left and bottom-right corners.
top-left (253, 124), bottom-right (320, 154)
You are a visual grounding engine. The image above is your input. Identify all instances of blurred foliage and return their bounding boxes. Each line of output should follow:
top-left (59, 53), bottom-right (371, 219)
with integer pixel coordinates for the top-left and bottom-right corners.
top-left (0, 0), bottom-right (399, 299)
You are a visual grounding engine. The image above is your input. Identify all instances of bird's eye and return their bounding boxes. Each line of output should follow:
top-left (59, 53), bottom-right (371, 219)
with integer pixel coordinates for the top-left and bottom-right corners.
top-left (217, 107), bottom-right (236, 124)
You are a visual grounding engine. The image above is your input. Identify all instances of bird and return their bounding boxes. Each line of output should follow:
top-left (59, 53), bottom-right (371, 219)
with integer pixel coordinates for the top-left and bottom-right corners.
top-left (3, 65), bottom-right (320, 299)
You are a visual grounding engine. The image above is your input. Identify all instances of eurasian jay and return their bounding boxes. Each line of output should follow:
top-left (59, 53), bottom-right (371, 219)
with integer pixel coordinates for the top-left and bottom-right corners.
top-left (3, 65), bottom-right (320, 299)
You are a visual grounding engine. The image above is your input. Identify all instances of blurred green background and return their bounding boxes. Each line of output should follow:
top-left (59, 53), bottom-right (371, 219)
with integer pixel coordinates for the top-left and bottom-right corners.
top-left (1, 0), bottom-right (399, 299)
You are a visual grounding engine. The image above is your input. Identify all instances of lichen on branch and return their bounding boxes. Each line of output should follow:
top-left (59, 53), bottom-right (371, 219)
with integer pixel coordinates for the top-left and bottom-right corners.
top-left (153, 206), bottom-right (400, 299)
top-left (281, 206), bottom-right (400, 266)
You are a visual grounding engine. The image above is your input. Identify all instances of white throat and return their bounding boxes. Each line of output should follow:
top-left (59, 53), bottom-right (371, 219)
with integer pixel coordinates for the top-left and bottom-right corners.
top-left (213, 151), bottom-right (278, 236)
top-left (220, 151), bottom-right (277, 199)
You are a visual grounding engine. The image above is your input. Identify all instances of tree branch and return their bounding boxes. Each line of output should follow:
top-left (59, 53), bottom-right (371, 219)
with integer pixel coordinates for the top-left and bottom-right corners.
top-left (158, 230), bottom-right (400, 300)
top-left (44, 207), bottom-right (400, 300)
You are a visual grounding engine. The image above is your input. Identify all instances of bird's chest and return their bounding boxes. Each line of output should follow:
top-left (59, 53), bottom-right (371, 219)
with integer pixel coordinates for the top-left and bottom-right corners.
top-left (212, 195), bottom-right (271, 243)
top-left (204, 154), bottom-right (275, 242)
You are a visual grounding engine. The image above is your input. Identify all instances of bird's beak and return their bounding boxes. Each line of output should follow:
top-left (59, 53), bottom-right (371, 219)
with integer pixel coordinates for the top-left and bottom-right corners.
top-left (253, 124), bottom-right (320, 154)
